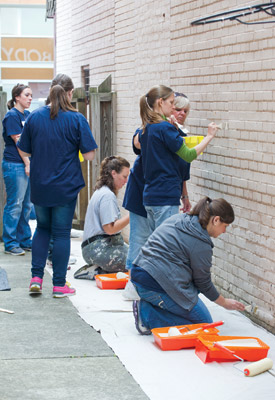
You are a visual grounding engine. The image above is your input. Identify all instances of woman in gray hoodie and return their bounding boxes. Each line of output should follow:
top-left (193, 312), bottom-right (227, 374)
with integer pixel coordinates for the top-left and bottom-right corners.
top-left (131, 197), bottom-right (245, 335)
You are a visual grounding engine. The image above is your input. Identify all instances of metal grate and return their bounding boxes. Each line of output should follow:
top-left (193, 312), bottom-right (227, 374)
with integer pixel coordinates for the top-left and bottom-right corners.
top-left (46, 0), bottom-right (56, 19)
top-left (191, 2), bottom-right (275, 26)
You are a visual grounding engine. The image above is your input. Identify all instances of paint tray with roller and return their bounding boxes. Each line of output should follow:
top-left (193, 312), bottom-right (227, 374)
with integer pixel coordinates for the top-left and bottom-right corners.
top-left (95, 272), bottom-right (129, 290)
top-left (151, 321), bottom-right (222, 351)
top-left (195, 334), bottom-right (270, 363)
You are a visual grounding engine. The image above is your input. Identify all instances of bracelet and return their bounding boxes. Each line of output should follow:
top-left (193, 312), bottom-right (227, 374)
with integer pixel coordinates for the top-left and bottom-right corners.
top-left (181, 195), bottom-right (189, 199)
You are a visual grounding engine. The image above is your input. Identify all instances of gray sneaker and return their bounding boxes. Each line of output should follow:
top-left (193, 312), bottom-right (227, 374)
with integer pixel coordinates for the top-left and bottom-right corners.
top-left (132, 300), bottom-right (151, 335)
top-left (5, 247), bottom-right (25, 256)
top-left (74, 265), bottom-right (101, 280)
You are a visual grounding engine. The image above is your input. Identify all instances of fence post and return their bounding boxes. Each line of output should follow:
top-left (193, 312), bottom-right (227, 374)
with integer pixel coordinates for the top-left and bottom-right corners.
top-left (90, 75), bottom-right (117, 192)
top-left (71, 88), bottom-right (89, 230)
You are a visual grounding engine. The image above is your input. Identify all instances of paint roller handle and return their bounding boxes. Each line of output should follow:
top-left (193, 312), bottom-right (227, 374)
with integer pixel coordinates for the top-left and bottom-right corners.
top-left (213, 342), bottom-right (243, 361)
top-left (213, 342), bottom-right (235, 355)
top-left (202, 320), bottom-right (224, 330)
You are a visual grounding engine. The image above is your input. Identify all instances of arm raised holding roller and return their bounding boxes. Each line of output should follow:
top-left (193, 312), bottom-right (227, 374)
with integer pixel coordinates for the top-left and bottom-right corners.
top-left (175, 122), bottom-right (218, 162)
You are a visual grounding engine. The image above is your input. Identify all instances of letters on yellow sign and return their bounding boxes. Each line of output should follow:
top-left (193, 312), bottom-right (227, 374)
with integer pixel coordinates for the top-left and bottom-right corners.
top-left (2, 47), bottom-right (52, 62)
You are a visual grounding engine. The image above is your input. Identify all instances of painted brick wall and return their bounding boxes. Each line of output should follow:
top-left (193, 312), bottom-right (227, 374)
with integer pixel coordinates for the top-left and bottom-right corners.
top-left (55, 0), bottom-right (275, 332)
top-left (170, 0), bottom-right (275, 332)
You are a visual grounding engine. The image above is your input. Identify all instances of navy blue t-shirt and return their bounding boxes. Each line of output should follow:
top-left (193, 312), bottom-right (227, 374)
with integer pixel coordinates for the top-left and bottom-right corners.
top-left (140, 121), bottom-right (184, 206)
top-left (2, 108), bottom-right (30, 163)
top-left (17, 106), bottom-right (97, 207)
top-left (122, 128), bottom-right (147, 218)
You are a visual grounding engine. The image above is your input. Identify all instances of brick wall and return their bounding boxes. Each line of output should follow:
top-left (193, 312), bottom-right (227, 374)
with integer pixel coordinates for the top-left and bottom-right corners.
top-left (55, 0), bottom-right (275, 332)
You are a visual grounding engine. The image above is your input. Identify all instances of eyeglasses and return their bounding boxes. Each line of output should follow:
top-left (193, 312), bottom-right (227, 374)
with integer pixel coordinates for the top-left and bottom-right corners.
top-left (175, 108), bottom-right (189, 113)
top-left (174, 92), bottom-right (188, 99)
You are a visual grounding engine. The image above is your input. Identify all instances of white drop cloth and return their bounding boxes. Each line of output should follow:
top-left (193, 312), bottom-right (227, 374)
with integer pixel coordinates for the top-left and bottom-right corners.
top-left (47, 230), bottom-right (275, 400)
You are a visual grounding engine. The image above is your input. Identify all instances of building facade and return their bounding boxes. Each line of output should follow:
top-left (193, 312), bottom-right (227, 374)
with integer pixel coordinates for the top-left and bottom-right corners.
top-left (0, 0), bottom-right (54, 110)
top-left (53, 0), bottom-right (275, 332)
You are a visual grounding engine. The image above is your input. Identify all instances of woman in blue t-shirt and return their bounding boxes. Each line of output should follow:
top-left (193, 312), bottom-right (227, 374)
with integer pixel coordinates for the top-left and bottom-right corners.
top-left (134, 85), bottom-right (218, 235)
top-left (18, 75), bottom-right (98, 298)
top-left (2, 84), bottom-right (33, 256)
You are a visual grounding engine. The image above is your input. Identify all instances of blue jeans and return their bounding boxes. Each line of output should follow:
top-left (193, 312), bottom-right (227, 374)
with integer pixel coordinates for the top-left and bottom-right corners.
top-left (135, 285), bottom-right (213, 329)
top-left (31, 198), bottom-right (77, 286)
top-left (145, 205), bottom-right (179, 236)
top-left (126, 212), bottom-right (151, 270)
top-left (2, 160), bottom-right (32, 250)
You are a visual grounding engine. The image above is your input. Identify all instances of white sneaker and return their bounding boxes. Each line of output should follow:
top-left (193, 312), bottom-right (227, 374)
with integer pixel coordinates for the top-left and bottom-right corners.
top-left (122, 280), bottom-right (140, 301)
top-left (68, 256), bottom-right (77, 265)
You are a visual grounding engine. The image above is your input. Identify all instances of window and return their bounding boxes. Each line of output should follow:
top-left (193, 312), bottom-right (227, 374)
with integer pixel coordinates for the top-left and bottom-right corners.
top-left (82, 66), bottom-right (90, 104)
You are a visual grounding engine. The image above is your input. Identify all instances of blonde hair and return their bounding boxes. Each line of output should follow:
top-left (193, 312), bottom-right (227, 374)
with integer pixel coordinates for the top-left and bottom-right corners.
top-left (174, 93), bottom-right (190, 113)
top-left (140, 85), bottom-right (173, 130)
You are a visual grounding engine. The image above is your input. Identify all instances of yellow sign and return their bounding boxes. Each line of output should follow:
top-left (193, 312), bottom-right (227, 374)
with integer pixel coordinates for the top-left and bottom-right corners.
top-left (2, 68), bottom-right (53, 80)
top-left (1, 37), bottom-right (54, 62)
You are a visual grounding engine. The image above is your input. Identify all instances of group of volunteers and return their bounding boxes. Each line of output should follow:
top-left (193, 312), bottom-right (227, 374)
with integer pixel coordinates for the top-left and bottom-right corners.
top-left (1, 75), bottom-right (245, 330)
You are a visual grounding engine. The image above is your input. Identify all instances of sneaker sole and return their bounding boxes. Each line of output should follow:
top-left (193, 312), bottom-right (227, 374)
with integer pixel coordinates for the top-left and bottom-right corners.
top-left (52, 292), bottom-right (76, 298)
top-left (29, 286), bottom-right (42, 294)
top-left (5, 251), bottom-right (25, 256)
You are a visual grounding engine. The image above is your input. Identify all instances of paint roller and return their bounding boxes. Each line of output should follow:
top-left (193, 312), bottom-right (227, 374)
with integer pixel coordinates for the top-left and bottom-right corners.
top-left (168, 321), bottom-right (223, 337)
top-left (213, 342), bottom-right (274, 377)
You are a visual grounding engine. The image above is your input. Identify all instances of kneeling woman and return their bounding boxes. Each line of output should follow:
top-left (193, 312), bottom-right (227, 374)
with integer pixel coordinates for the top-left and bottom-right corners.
top-left (131, 197), bottom-right (245, 335)
top-left (75, 156), bottom-right (130, 279)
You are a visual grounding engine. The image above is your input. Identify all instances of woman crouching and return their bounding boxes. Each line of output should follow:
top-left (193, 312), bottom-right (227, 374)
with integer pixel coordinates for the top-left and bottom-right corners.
top-left (131, 197), bottom-right (245, 335)
top-left (75, 156), bottom-right (130, 279)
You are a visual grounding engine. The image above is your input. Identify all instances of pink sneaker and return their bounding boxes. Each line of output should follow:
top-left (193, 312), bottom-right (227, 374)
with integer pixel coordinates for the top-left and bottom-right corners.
top-left (52, 284), bottom-right (76, 298)
top-left (29, 277), bottom-right (43, 294)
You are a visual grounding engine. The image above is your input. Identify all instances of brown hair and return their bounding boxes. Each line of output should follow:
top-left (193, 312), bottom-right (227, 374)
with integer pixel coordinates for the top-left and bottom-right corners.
top-left (7, 84), bottom-right (30, 110)
top-left (140, 85), bottom-right (174, 130)
top-left (49, 85), bottom-right (77, 119)
top-left (95, 156), bottom-right (130, 194)
top-left (46, 73), bottom-right (74, 105)
top-left (189, 197), bottom-right (235, 229)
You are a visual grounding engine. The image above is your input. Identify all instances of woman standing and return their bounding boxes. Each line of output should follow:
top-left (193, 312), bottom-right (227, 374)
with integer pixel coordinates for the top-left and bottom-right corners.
top-left (135, 85), bottom-right (218, 235)
top-left (74, 156), bottom-right (130, 280)
top-left (170, 92), bottom-right (191, 213)
top-left (2, 84), bottom-right (33, 255)
top-left (18, 75), bottom-right (97, 298)
top-left (132, 197), bottom-right (245, 335)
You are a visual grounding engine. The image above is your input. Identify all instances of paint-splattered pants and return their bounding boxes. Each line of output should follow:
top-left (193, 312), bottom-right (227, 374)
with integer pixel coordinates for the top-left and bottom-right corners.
top-left (82, 233), bottom-right (128, 273)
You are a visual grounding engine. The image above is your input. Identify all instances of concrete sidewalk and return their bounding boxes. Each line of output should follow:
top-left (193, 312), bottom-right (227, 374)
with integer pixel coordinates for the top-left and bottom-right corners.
top-left (0, 243), bottom-right (148, 400)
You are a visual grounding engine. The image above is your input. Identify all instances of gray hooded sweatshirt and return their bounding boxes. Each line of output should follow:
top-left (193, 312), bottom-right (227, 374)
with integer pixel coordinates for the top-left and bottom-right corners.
top-left (133, 213), bottom-right (220, 311)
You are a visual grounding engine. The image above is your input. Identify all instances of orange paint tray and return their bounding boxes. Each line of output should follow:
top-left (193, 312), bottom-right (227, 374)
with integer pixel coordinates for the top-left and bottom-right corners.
top-left (95, 272), bottom-right (129, 290)
top-left (195, 334), bottom-right (270, 363)
top-left (151, 323), bottom-right (221, 351)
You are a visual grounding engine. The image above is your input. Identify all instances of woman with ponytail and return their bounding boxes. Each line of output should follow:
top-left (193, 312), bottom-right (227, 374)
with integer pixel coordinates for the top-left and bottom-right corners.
top-left (131, 197), bottom-right (245, 335)
top-left (2, 84), bottom-right (33, 256)
top-left (17, 74), bottom-right (97, 298)
top-left (135, 85), bottom-right (218, 235)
